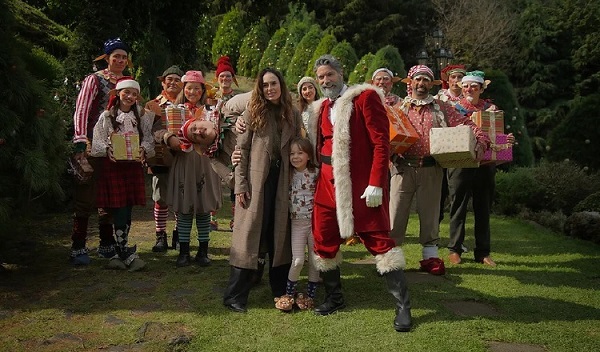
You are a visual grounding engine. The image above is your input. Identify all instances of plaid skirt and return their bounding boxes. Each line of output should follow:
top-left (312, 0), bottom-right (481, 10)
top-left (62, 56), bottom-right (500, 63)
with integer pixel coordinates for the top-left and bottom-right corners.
top-left (96, 158), bottom-right (146, 208)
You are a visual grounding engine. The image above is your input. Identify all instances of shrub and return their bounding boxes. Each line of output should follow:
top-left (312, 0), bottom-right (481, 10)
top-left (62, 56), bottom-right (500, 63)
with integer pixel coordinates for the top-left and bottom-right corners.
top-left (259, 27), bottom-right (287, 72)
top-left (276, 20), bottom-right (310, 75)
top-left (305, 32), bottom-right (337, 77)
top-left (286, 24), bottom-right (322, 86)
top-left (211, 7), bottom-right (246, 68)
top-left (195, 14), bottom-right (215, 70)
top-left (573, 191), bottom-right (600, 212)
top-left (367, 45), bottom-right (406, 96)
top-left (494, 168), bottom-right (545, 215)
top-left (330, 41), bottom-right (358, 81)
top-left (349, 52), bottom-right (375, 85)
top-left (520, 209), bottom-right (567, 235)
top-left (237, 19), bottom-right (270, 78)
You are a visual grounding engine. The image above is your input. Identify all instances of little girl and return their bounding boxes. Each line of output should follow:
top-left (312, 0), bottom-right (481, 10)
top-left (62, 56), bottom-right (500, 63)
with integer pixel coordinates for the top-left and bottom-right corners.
top-left (275, 137), bottom-right (320, 311)
top-left (163, 70), bottom-right (222, 267)
top-left (91, 76), bottom-right (155, 271)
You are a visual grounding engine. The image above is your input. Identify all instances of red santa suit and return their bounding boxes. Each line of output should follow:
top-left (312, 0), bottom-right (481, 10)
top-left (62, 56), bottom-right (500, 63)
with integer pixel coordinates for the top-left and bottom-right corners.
top-left (307, 84), bottom-right (404, 273)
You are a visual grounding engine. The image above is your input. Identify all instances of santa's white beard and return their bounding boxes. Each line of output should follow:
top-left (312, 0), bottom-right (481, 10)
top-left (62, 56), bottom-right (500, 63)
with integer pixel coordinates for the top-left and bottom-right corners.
top-left (322, 84), bottom-right (343, 99)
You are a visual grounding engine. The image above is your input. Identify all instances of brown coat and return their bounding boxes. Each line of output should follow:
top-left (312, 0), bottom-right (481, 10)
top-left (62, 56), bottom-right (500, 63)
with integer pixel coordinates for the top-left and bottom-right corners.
top-left (231, 108), bottom-right (302, 269)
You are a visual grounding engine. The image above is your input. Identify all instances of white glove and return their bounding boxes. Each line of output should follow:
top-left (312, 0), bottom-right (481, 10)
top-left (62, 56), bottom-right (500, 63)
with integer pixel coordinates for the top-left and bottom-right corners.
top-left (360, 185), bottom-right (383, 207)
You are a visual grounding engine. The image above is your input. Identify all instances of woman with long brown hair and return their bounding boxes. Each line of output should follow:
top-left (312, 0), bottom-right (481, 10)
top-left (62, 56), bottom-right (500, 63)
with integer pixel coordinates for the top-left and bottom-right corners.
top-left (223, 68), bottom-right (303, 313)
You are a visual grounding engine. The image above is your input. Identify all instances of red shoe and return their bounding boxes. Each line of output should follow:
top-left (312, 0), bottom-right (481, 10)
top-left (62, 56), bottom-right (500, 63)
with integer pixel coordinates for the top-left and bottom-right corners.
top-left (420, 258), bottom-right (446, 275)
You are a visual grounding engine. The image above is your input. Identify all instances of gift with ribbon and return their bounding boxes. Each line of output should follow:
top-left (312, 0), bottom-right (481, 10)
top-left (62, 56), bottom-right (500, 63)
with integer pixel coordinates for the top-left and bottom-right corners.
top-left (482, 133), bottom-right (513, 165)
top-left (430, 125), bottom-right (480, 168)
top-left (471, 110), bottom-right (504, 138)
top-left (165, 104), bottom-right (188, 134)
top-left (386, 105), bottom-right (419, 154)
top-left (111, 132), bottom-right (140, 161)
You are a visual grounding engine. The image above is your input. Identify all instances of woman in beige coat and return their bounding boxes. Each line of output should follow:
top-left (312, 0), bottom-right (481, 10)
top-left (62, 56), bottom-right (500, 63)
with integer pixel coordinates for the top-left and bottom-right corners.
top-left (223, 68), bottom-right (303, 313)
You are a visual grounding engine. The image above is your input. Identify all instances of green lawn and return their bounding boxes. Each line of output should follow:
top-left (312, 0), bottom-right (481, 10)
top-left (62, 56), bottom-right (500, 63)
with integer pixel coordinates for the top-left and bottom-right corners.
top-left (0, 194), bottom-right (598, 352)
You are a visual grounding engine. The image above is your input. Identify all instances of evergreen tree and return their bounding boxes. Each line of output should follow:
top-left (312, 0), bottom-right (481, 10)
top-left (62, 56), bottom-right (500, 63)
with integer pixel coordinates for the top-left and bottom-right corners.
top-left (237, 19), bottom-right (270, 78)
top-left (195, 14), bottom-right (216, 72)
top-left (211, 7), bottom-right (246, 68)
top-left (367, 45), bottom-right (406, 96)
top-left (258, 27), bottom-right (287, 74)
top-left (330, 40), bottom-right (359, 81)
top-left (305, 32), bottom-right (337, 77)
top-left (349, 52), bottom-right (375, 85)
top-left (286, 24), bottom-right (322, 86)
top-left (0, 0), bottom-right (68, 221)
top-left (276, 20), bottom-right (310, 75)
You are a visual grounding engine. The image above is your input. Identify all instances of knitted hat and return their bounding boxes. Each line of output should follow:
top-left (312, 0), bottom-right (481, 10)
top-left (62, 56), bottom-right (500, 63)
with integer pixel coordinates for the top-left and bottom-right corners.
top-left (215, 56), bottom-right (238, 87)
top-left (440, 64), bottom-right (466, 89)
top-left (158, 65), bottom-right (184, 80)
top-left (297, 76), bottom-right (318, 96)
top-left (94, 38), bottom-right (129, 62)
top-left (461, 70), bottom-right (490, 89)
top-left (181, 70), bottom-right (206, 84)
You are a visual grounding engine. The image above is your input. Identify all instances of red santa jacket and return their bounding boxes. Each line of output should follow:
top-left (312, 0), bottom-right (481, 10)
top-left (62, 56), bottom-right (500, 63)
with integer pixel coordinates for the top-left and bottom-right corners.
top-left (307, 84), bottom-right (390, 238)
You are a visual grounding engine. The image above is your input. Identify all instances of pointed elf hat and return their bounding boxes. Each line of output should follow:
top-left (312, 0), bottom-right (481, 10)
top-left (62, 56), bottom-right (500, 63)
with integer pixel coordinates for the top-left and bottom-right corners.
top-left (461, 70), bottom-right (491, 89)
top-left (214, 56), bottom-right (238, 87)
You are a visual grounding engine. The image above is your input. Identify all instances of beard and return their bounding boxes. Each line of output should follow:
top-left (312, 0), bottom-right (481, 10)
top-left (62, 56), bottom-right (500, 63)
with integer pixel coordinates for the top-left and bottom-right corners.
top-left (466, 96), bottom-right (475, 102)
top-left (321, 83), bottom-right (343, 99)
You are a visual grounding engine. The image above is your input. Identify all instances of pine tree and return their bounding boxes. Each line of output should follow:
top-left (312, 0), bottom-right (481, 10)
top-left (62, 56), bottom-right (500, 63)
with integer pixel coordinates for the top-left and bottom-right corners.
top-left (259, 27), bottom-right (287, 74)
top-left (349, 52), bottom-right (375, 85)
top-left (286, 24), bottom-right (322, 87)
top-left (367, 45), bottom-right (406, 96)
top-left (237, 19), bottom-right (270, 78)
top-left (330, 41), bottom-right (358, 81)
top-left (305, 32), bottom-right (337, 77)
top-left (276, 20), bottom-right (310, 75)
top-left (211, 7), bottom-right (246, 68)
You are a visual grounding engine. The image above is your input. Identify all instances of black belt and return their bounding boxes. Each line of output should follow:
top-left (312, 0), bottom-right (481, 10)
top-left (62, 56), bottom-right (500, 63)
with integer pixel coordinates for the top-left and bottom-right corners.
top-left (397, 156), bottom-right (437, 168)
top-left (320, 154), bottom-right (332, 165)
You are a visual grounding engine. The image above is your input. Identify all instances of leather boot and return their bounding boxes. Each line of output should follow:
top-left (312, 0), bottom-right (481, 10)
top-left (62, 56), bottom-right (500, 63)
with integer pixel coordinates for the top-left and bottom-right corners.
top-left (194, 241), bottom-right (211, 266)
top-left (223, 266), bottom-right (252, 313)
top-left (314, 268), bottom-right (346, 315)
top-left (152, 231), bottom-right (168, 252)
top-left (176, 242), bottom-right (191, 267)
top-left (384, 269), bottom-right (412, 332)
top-left (171, 229), bottom-right (179, 249)
top-left (250, 255), bottom-right (266, 287)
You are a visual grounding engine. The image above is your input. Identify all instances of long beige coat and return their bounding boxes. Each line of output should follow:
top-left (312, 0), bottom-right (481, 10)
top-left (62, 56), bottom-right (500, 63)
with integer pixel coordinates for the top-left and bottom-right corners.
top-left (231, 108), bottom-right (302, 269)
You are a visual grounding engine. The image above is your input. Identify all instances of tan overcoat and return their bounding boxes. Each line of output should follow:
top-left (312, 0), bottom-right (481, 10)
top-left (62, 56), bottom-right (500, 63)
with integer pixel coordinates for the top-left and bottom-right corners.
top-left (231, 108), bottom-right (302, 269)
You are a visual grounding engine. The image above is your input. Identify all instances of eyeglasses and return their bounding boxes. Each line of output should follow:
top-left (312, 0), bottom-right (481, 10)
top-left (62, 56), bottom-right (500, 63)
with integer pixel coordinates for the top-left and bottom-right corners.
top-left (462, 83), bottom-right (481, 89)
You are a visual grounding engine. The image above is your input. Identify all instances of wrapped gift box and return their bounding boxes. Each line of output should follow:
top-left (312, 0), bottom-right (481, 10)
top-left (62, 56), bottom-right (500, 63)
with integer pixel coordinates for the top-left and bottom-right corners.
top-left (111, 133), bottom-right (140, 161)
top-left (430, 125), bottom-right (480, 168)
top-left (386, 105), bottom-right (419, 154)
top-left (471, 110), bottom-right (504, 137)
top-left (165, 105), bottom-right (188, 134)
top-left (482, 133), bottom-right (513, 165)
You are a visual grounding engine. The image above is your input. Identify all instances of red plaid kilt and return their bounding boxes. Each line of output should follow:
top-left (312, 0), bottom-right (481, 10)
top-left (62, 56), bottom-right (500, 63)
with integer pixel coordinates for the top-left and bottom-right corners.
top-left (96, 158), bottom-right (146, 208)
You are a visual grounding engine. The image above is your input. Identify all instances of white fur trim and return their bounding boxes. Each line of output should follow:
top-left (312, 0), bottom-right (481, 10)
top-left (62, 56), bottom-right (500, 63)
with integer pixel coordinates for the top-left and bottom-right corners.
top-left (332, 84), bottom-right (385, 239)
top-left (375, 247), bottom-right (406, 274)
top-left (313, 251), bottom-right (342, 272)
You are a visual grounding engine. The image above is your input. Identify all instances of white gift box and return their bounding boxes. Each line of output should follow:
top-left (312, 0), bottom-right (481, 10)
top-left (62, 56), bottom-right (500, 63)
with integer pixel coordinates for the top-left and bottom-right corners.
top-left (430, 125), bottom-right (480, 168)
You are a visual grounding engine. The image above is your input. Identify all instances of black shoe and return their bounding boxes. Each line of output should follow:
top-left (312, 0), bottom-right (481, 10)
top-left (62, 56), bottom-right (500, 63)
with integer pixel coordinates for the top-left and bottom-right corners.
top-left (385, 270), bottom-right (412, 332)
top-left (225, 302), bottom-right (247, 313)
top-left (314, 299), bottom-right (346, 315)
top-left (314, 268), bottom-right (345, 315)
top-left (171, 229), bottom-right (179, 249)
top-left (176, 242), bottom-right (191, 267)
top-left (152, 231), bottom-right (168, 252)
top-left (194, 241), bottom-right (211, 266)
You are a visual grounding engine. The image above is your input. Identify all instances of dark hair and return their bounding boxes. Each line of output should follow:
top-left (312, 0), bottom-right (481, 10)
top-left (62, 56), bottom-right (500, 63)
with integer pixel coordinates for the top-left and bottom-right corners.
top-left (290, 137), bottom-right (317, 172)
top-left (298, 82), bottom-right (320, 112)
top-left (249, 68), bottom-right (295, 131)
top-left (108, 94), bottom-right (143, 138)
top-left (174, 81), bottom-right (207, 106)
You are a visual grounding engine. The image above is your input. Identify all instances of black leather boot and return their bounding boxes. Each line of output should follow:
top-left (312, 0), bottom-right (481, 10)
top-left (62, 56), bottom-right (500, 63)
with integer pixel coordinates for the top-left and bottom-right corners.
top-left (194, 241), bottom-right (211, 266)
top-left (384, 269), bottom-right (412, 332)
top-left (176, 242), bottom-right (191, 267)
top-left (223, 266), bottom-right (252, 313)
top-left (314, 268), bottom-right (346, 315)
top-left (152, 231), bottom-right (168, 252)
top-left (250, 255), bottom-right (266, 287)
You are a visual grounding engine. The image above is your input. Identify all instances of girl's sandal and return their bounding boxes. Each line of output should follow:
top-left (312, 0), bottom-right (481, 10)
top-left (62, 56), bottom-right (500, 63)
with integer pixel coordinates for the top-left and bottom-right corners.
top-left (274, 294), bottom-right (295, 312)
top-left (295, 293), bottom-right (314, 310)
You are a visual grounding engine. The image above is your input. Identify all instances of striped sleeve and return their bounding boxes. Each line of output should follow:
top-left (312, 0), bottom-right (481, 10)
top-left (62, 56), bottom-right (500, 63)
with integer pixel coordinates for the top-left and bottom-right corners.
top-left (73, 74), bottom-right (99, 144)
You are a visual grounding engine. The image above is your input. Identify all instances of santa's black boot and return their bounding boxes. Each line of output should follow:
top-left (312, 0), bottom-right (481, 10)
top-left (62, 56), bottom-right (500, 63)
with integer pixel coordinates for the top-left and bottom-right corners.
top-left (314, 267), bottom-right (346, 315)
top-left (385, 269), bottom-right (412, 332)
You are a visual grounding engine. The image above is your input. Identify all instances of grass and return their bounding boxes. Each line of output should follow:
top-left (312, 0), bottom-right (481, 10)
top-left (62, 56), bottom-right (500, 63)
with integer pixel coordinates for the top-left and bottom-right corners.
top-left (0, 182), bottom-right (599, 351)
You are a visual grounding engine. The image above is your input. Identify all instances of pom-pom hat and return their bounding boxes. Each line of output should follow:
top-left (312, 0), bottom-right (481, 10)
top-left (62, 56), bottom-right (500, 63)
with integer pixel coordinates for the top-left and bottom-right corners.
top-left (214, 56), bottom-right (238, 86)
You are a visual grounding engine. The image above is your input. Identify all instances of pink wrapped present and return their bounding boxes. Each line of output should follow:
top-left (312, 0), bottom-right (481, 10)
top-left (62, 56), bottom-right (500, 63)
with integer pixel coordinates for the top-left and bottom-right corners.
top-left (430, 125), bottom-right (480, 168)
top-left (482, 133), bottom-right (513, 165)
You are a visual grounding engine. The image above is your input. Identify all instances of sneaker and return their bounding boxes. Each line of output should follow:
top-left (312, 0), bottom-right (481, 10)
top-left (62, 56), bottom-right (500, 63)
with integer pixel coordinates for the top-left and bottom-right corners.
top-left (420, 258), bottom-right (446, 275)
